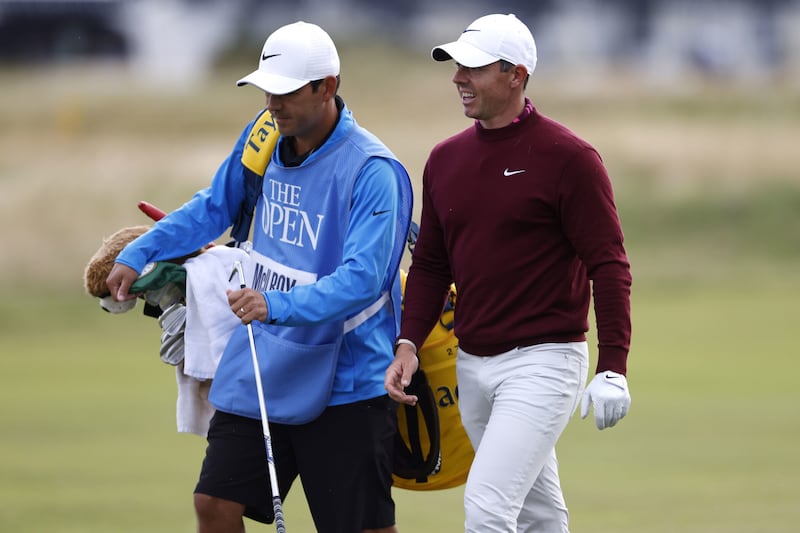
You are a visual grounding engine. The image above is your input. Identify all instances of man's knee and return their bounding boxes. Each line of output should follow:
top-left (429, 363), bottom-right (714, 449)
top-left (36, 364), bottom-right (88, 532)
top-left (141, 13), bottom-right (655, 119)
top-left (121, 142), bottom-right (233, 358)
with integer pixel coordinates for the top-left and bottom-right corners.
top-left (194, 493), bottom-right (246, 533)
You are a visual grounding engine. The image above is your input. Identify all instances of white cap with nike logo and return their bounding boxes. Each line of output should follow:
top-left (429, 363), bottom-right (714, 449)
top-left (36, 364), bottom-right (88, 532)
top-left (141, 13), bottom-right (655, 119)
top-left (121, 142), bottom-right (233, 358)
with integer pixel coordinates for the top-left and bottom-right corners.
top-left (237, 21), bottom-right (340, 95)
top-left (432, 13), bottom-right (537, 75)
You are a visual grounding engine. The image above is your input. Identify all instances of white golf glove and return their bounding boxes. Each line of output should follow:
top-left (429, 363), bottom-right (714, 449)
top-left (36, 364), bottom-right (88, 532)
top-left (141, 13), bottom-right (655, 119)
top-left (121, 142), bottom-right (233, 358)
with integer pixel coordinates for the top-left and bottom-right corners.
top-left (580, 370), bottom-right (631, 430)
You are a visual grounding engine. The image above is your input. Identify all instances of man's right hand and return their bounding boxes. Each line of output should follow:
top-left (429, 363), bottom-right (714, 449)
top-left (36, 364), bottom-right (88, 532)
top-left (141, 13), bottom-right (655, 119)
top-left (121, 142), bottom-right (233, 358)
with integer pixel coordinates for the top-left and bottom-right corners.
top-left (384, 343), bottom-right (420, 406)
top-left (106, 263), bottom-right (140, 302)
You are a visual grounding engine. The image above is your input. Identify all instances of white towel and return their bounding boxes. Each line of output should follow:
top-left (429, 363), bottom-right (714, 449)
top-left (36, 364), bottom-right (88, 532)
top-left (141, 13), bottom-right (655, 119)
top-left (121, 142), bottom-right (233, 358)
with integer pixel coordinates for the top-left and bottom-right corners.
top-left (175, 245), bottom-right (250, 435)
top-left (175, 362), bottom-right (215, 436)
top-left (182, 246), bottom-right (249, 379)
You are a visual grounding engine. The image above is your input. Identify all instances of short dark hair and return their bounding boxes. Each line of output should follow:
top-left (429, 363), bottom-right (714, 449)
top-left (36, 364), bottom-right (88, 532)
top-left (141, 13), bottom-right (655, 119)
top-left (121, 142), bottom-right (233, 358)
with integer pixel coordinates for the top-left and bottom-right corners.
top-left (310, 75), bottom-right (341, 93)
top-left (499, 60), bottom-right (529, 89)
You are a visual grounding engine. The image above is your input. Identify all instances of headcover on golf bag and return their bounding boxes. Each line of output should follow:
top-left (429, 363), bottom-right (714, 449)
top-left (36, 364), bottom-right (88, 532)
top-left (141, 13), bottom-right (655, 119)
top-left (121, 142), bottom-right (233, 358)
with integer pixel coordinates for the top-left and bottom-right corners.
top-left (392, 267), bottom-right (474, 491)
top-left (83, 224), bottom-right (192, 366)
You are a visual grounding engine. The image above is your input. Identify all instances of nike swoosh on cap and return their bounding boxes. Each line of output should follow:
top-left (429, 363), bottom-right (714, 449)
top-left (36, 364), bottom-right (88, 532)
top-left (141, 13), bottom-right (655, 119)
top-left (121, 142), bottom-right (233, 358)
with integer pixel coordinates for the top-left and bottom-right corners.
top-left (262, 53), bottom-right (281, 61)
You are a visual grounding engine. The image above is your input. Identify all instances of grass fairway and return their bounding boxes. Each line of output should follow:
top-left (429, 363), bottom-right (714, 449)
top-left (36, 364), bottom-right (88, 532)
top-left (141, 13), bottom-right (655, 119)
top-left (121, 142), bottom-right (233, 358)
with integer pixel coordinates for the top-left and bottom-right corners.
top-left (1, 45), bottom-right (799, 531)
top-left (1, 281), bottom-right (797, 532)
top-left (561, 282), bottom-right (800, 533)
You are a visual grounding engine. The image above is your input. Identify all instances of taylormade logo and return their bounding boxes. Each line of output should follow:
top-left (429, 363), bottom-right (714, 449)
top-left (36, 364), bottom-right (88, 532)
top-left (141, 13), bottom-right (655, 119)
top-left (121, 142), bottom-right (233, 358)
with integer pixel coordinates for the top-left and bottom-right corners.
top-left (246, 114), bottom-right (277, 154)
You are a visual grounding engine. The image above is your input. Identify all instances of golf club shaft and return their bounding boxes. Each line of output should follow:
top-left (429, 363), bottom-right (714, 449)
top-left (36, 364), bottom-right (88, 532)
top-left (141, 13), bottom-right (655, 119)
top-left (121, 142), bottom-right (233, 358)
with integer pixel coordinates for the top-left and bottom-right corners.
top-left (245, 321), bottom-right (286, 531)
top-left (235, 261), bottom-right (287, 532)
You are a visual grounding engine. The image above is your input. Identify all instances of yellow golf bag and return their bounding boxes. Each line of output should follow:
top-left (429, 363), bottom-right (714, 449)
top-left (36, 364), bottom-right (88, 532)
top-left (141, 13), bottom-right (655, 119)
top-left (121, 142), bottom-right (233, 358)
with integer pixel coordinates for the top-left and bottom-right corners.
top-left (393, 270), bottom-right (474, 491)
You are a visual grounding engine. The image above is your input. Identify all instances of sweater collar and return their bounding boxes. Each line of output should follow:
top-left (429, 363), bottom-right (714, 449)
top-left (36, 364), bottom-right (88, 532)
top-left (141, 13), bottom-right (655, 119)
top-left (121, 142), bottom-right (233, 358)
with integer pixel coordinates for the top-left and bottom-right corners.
top-left (475, 97), bottom-right (536, 140)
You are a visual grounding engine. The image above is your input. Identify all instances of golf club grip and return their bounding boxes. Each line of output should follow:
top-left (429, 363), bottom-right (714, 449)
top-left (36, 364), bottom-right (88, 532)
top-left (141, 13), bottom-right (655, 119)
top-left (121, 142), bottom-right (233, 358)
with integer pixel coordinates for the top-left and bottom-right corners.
top-left (273, 497), bottom-right (286, 532)
top-left (138, 200), bottom-right (167, 221)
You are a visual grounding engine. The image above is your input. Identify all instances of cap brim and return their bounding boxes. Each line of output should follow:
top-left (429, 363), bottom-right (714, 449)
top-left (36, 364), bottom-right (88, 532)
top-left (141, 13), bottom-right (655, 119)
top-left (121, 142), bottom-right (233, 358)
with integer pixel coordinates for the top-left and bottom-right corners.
top-left (431, 41), bottom-right (499, 68)
top-left (236, 70), bottom-right (308, 95)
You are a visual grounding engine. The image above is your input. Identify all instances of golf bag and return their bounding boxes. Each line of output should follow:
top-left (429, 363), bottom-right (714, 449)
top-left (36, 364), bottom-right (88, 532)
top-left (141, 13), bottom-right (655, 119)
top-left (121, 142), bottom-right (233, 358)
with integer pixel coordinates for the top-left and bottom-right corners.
top-left (392, 269), bottom-right (474, 490)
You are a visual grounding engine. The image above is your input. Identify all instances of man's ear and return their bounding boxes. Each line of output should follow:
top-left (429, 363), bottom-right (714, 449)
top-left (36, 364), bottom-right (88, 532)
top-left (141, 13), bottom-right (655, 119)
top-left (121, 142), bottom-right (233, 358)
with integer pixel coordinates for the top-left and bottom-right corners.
top-left (322, 75), bottom-right (339, 100)
top-left (511, 65), bottom-right (529, 88)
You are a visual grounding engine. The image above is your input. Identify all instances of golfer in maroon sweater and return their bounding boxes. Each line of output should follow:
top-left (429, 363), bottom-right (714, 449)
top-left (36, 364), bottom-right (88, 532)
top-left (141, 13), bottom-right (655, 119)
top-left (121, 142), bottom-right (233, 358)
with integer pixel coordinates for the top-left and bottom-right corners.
top-left (385, 13), bottom-right (632, 532)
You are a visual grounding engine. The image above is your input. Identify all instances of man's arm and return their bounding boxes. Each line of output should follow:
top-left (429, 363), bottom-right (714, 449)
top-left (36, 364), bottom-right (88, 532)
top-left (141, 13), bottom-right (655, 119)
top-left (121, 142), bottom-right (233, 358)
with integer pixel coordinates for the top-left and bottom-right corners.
top-left (399, 161), bottom-right (454, 350)
top-left (559, 147), bottom-right (631, 374)
top-left (107, 122), bottom-right (255, 300)
top-left (386, 160), bottom-right (453, 403)
top-left (560, 148), bottom-right (632, 430)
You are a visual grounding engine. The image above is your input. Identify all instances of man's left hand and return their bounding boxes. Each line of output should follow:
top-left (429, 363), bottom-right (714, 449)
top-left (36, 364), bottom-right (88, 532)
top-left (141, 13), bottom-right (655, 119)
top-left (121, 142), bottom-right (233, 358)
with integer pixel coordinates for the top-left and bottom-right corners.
top-left (580, 370), bottom-right (631, 430)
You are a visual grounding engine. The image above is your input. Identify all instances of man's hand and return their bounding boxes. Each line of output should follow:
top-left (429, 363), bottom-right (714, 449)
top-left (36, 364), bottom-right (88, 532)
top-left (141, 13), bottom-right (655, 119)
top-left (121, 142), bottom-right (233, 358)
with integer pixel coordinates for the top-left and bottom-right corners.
top-left (580, 370), bottom-right (631, 430)
top-left (227, 288), bottom-right (267, 325)
top-left (106, 263), bottom-right (140, 302)
top-left (384, 343), bottom-right (420, 406)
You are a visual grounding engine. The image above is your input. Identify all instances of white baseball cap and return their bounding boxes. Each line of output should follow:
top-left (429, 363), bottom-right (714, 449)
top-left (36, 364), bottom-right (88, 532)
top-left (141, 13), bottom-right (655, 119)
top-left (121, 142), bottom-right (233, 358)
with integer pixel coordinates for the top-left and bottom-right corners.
top-left (431, 14), bottom-right (537, 74)
top-left (237, 21), bottom-right (340, 95)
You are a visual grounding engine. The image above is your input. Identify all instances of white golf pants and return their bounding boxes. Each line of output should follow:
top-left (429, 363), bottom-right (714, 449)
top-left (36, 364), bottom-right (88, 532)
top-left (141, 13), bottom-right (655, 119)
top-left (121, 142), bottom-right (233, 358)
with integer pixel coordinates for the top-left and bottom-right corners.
top-left (457, 342), bottom-right (589, 533)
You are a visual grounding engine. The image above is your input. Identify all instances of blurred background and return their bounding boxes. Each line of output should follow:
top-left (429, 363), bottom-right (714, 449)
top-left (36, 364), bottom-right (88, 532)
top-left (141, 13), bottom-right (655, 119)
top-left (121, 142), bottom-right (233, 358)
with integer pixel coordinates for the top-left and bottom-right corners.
top-left (1, 0), bottom-right (799, 286)
top-left (2, 0), bottom-right (799, 85)
top-left (1, 1), bottom-right (798, 531)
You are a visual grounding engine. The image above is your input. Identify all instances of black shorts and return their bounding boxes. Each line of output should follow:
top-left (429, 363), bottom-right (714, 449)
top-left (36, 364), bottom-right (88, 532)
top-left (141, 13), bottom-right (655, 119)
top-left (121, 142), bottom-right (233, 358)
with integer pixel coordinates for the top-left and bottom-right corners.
top-left (195, 395), bottom-right (397, 532)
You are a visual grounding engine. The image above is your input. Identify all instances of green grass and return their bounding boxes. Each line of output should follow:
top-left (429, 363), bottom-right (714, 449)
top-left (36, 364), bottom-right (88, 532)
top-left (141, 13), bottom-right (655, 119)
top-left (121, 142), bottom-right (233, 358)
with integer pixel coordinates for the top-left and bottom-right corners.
top-left (1, 279), bottom-right (798, 532)
top-left (562, 282), bottom-right (799, 533)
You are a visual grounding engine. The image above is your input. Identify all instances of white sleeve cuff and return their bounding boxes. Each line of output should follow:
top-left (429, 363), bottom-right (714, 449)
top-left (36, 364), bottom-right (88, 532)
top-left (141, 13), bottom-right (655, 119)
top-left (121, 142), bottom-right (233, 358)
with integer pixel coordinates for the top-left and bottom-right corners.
top-left (394, 338), bottom-right (418, 354)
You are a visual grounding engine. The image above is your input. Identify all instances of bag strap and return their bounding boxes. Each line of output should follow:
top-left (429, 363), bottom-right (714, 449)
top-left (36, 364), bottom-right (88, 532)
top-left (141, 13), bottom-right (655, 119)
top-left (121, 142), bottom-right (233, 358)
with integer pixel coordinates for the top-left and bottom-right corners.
top-left (392, 369), bottom-right (442, 482)
top-left (230, 109), bottom-right (279, 243)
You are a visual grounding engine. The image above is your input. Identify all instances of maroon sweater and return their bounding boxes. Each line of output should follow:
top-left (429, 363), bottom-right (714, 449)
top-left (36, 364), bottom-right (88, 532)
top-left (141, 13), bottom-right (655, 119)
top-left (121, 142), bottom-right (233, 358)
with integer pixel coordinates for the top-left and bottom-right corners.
top-left (401, 105), bottom-right (632, 375)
